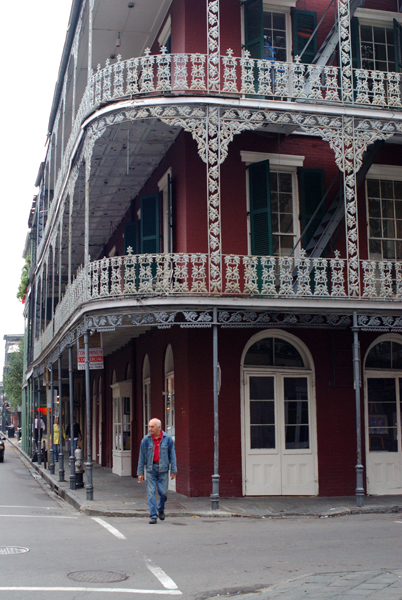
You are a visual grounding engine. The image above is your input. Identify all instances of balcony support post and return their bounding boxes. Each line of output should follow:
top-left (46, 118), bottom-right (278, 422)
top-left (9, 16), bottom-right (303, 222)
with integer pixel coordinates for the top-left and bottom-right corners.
top-left (84, 159), bottom-right (90, 266)
top-left (207, 0), bottom-right (220, 92)
top-left (352, 312), bottom-right (364, 507)
top-left (49, 363), bottom-right (55, 475)
top-left (84, 329), bottom-right (94, 501)
top-left (68, 345), bottom-right (76, 490)
top-left (337, 0), bottom-right (353, 103)
top-left (210, 307), bottom-right (220, 510)
top-left (58, 353), bottom-right (65, 482)
top-left (37, 377), bottom-right (43, 466)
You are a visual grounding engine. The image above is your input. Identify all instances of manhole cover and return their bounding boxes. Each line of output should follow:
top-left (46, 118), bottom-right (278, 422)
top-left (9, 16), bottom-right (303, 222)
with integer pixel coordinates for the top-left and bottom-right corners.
top-left (0, 547), bottom-right (29, 555)
top-left (68, 571), bottom-right (128, 583)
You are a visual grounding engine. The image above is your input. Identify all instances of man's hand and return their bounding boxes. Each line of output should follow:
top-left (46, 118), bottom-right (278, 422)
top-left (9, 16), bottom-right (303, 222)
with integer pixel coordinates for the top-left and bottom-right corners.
top-left (170, 473), bottom-right (176, 480)
top-left (138, 475), bottom-right (144, 483)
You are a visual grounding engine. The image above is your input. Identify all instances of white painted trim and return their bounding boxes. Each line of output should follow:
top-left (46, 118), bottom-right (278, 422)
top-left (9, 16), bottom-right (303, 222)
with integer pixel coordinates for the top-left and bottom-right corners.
top-left (264, 0), bottom-right (297, 7)
top-left (367, 165), bottom-right (402, 181)
top-left (158, 168), bottom-right (173, 254)
top-left (241, 151), bottom-right (305, 167)
top-left (240, 329), bottom-right (317, 496)
top-left (158, 15), bottom-right (171, 48)
top-left (354, 8), bottom-right (402, 25)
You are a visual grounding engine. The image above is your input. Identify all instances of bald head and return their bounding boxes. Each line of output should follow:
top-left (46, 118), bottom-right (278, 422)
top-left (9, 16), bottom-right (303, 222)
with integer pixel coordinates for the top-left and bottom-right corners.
top-left (148, 418), bottom-right (161, 437)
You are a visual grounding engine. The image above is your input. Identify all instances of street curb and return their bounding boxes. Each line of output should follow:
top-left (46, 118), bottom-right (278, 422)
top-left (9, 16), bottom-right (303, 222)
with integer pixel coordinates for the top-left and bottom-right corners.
top-left (6, 437), bottom-right (402, 520)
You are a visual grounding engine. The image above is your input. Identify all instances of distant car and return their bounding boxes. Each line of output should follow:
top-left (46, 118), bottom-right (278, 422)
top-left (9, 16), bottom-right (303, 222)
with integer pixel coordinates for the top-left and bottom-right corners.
top-left (0, 437), bottom-right (5, 462)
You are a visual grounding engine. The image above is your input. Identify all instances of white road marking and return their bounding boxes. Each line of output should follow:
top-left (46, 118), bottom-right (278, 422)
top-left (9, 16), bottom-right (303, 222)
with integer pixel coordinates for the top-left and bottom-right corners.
top-left (395, 521), bottom-right (402, 524)
top-left (91, 517), bottom-right (127, 539)
top-left (0, 515), bottom-right (77, 519)
top-left (0, 505), bottom-right (57, 509)
top-left (146, 559), bottom-right (179, 590)
top-left (0, 588), bottom-right (181, 595)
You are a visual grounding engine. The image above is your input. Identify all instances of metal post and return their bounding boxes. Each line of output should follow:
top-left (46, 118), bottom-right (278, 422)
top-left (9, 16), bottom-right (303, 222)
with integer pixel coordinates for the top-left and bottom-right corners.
top-left (49, 364), bottom-right (55, 474)
top-left (68, 345), bottom-right (76, 490)
top-left (84, 330), bottom-right (94, 500)
top-left (210, 307), bottom-right (220, 510)
top-left (37, 378), bottom-right (43, 465)
top-left (353, 312), bottom-right (364, 507)
top-left (58, 354), bottom-right (65, 482)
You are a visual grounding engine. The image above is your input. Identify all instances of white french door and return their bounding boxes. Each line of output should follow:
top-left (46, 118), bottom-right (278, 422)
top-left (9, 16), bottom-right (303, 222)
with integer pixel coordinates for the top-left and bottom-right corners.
top-left (365, 375), bottom-right (402, 494)
top-left (165, 373), bottom-right (175, 491)
top-left (243, 371), bottom-right (317, 496)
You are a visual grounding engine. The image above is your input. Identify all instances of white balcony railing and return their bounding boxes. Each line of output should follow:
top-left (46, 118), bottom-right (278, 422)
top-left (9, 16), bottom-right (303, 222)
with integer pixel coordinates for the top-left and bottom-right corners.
top-left (37, 49), bottom-right (402, 263)
top-left (32, 251), bottom-right (402, 361)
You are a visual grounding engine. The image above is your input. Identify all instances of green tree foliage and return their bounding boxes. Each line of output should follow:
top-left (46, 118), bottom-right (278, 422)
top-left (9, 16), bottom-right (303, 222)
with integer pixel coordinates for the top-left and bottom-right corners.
top-left (3, 340), bottom-right (24, 409)
top-left (17, 257), bottom-right (31, 302)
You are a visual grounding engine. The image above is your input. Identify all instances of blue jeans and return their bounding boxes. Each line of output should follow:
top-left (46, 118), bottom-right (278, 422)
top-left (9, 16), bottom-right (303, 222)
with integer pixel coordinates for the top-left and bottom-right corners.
top-left (146, 463), bottom-right (169, 519)
top-left (54, 444), bottom-right (59, 461)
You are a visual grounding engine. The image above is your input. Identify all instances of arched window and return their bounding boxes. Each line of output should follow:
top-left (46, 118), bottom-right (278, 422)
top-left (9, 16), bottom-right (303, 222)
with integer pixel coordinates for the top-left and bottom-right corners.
top-left (125, 363), bottom-right (132, 380)
top-left (244, 337), bottom-right (305, 368)
top-left (366, 340), bottom-right (402, 370)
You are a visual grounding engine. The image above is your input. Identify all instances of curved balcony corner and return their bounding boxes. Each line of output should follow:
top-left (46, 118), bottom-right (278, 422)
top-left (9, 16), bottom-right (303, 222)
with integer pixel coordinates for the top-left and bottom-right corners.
top-left (32, 251), bottom-right (402, 363)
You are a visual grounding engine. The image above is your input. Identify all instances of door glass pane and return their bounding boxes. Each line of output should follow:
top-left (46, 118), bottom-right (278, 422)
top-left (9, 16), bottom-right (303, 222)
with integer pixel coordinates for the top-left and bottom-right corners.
top-left (284, 377), bottom-right (309, 449)
top-left (250, 377), bottom-right (275, 449)
top-left (368, 379), bottom-right (398, 452)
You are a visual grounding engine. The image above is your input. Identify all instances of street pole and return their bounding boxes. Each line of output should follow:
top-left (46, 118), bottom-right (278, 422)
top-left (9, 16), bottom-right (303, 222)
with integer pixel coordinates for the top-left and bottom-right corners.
top-left (37, 378), bottom-right (43, 465)
top-left (84, 330), bottom-right (94, 500)
top-left (353, 311), bottom-right (364, 507)
top-left (210, 306), bottom-right (220, 510)
top-left (49, 363), bottom-right (55, 474)
top-left (68, 345), bottom-right (76, 490)
top-left (58, 354), bottom-right (65, 482)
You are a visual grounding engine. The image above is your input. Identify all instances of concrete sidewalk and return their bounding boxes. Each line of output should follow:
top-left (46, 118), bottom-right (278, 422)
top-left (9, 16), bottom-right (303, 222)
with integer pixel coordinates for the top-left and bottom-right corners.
top-left (7, 437), bottom-right (402, 519)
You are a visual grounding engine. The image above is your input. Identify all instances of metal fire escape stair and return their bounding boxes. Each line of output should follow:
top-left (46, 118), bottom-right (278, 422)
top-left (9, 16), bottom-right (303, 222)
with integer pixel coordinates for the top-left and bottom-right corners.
top-left (311, 0), bottom-right (365, 66)
top-left (303, 139), bottom-right (385, 258)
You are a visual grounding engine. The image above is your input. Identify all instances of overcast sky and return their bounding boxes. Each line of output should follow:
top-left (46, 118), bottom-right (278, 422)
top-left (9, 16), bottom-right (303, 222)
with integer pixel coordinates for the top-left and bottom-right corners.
top-left (0, 1), bottom-right (72, 370)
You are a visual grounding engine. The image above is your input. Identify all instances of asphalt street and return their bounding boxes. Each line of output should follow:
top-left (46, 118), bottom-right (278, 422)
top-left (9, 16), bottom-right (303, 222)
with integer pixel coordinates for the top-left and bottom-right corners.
top-left (0, 443), bottom-right (401, 599)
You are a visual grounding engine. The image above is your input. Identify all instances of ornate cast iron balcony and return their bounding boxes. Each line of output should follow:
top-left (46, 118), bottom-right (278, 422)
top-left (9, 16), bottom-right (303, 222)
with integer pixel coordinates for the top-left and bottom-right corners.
top-left (32, 250), bottom-right (402, 362)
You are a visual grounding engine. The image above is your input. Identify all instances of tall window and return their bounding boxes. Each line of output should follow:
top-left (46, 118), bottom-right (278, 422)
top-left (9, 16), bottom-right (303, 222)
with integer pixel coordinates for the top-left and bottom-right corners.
top-left (361, 25), bottom-right (396, 72)
top-left (143, 355), bottom-right (151, 436)
top-left (263, 11), bottom-right (287, 61)
top-left (367, 179), bottom-right (402, 260)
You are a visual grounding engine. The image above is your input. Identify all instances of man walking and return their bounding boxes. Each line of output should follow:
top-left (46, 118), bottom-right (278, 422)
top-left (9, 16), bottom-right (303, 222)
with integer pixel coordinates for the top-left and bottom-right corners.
top-left (137, 418), bottom-right (177, 524)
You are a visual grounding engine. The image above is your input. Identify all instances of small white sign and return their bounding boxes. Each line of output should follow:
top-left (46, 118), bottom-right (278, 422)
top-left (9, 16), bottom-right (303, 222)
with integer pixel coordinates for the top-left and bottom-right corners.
top-left (77, 348), bottom-right (104, 370)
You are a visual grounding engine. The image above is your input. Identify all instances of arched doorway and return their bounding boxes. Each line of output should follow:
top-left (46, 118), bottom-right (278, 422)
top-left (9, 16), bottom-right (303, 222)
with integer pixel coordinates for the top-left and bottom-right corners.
top-left (364, 335), bottom-right (402, 495)
top-left (164, 345), bottom-right (175, 491)
top-left (241, 330), bottom-right (317, 496)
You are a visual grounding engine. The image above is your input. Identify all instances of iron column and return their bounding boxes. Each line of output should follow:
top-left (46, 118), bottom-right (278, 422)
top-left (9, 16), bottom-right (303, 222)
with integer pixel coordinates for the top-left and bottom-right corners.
top-left (210, 306), bottom-right (220, 510)
top-left (84, 330), bottom-right (94, 500)
top-left (37, 378), bottom-right (43, 465)
top-left (68, 345), bottom-right (76, 490)
top-left (58, 354), bottom-right (65, 482)
top-left (49, 364), bottom-right (55, 474)
top-left (353, 311), bottom-right (364, 507)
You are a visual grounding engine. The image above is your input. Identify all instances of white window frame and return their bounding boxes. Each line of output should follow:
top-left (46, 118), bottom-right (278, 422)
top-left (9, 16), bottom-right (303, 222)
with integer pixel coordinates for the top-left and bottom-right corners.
top-left (241, 2), bottom-right (294, 64)
top-left (158, 168), bottom-right (173, 254)
top-left (158, 15), bottom-right (171, 49)
top-left (241, 151), bottom-right (304, 257)
top-left (366, 165), bottom-right (402, 261)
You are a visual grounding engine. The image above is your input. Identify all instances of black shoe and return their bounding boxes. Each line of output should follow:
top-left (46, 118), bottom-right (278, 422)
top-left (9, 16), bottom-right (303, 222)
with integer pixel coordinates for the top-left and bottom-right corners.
top-left (149, 517), bottom-right (157, 524)
top-left (158, 511), bottom-right (165, 521)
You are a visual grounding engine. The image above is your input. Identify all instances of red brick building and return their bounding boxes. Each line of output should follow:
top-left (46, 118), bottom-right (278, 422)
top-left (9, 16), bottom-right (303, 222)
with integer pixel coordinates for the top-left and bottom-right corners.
top-left (23, 0), bottom-right (402, 503)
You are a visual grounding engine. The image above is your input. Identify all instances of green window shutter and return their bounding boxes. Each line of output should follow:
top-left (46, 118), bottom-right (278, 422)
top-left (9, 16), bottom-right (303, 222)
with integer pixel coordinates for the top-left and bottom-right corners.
top-left (394, 19), bottom-right (402, 73)
top-left (124, 222), bottom-right (137, 255)
top-left (245, 0), bottom-right (263, 60)
top-left (141, 194), bottom-right (160, 254)
top-left (351, 17), bottom-right (361, 70)
top-left (249, 160), bottom-right (272, 256)
top-left (299, 168), bottom-right (325, 250)
top-left (293, 10), bottom-right (317, 64)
